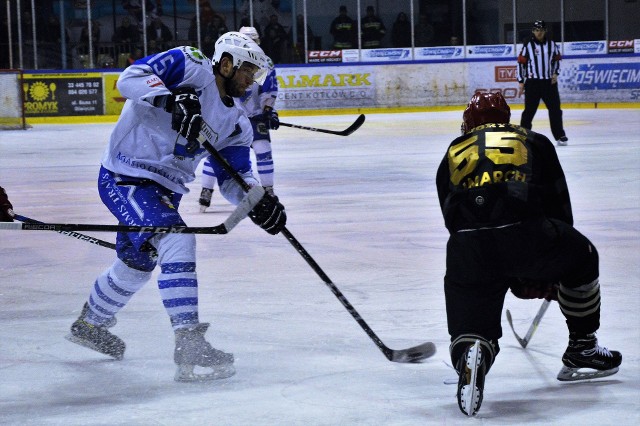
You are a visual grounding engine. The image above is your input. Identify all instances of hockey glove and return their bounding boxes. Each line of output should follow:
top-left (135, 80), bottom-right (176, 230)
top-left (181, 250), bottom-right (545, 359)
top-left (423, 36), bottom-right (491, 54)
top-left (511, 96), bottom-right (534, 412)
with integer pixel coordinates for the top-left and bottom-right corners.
top-left (0, 186), bottom-right (14, 222)
top-left (509, 278), bottom-right (559, 301)
top-left (248, 192), bottom-right (286, 235)
top-left (163, 87), bottom-right (202, 142)
top-left (263, 106), bottom-right (280, 130)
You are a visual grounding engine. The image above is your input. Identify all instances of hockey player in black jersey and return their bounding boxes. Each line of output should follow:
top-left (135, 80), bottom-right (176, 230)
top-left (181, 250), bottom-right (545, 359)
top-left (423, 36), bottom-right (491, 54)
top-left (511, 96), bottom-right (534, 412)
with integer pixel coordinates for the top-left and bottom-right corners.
top-left (436, 92), bottom-right (621, 417)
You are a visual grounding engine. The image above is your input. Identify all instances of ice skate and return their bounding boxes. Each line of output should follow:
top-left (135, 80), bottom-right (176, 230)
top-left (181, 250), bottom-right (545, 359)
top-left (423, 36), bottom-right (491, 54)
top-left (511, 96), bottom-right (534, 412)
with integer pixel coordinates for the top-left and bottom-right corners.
top-left (199, 188), bottom-right (213, 212)
top-left (557, 333), bottom-right (621, 381)
top-left (556, 136), bottom-right (568, 146)
top-left (456, 340), bottom-right (486, 416)
top-left (66, 304), bottom-right (125, 360)
top-left (79, 302), bottom-right (117, 328)
top-left (174, 323), bottom-right (235, 382)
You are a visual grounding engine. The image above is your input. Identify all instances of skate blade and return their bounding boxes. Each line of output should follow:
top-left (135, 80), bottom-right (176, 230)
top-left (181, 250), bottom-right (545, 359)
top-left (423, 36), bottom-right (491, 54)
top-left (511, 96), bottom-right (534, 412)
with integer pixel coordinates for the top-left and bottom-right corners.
top-left (459, 340), bottom-right (482, 416)
top-left (199, 205), bottom-right (208, 213)
top-left (65, 333), bottom-right (124, 360)
top-left (557, 365), bottom-right (619, 382)
top-left (174, 364), bottom-right (236, 382)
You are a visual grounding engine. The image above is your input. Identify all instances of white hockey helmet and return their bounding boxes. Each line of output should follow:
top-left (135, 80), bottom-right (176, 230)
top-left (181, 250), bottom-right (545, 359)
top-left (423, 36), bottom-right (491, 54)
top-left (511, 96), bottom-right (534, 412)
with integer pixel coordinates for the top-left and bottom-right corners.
top-left (238, 26), bottom-right (260, 45)
top-left (213, 31), bottom-right (269, 84)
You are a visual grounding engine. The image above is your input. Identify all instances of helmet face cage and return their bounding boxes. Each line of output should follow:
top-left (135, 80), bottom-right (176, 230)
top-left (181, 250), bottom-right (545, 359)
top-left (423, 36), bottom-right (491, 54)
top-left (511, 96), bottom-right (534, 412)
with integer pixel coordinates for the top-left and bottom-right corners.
top-left (462, 92), bottom-right (511, 133)
top-left (213, 31), bottom-right (269, 85)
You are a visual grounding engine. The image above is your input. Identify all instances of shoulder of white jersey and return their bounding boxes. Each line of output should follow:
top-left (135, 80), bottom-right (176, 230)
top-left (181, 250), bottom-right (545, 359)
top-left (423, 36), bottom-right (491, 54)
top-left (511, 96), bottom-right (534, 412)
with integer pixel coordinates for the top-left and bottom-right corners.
top-left (138, 46), bottom-right (214, 91)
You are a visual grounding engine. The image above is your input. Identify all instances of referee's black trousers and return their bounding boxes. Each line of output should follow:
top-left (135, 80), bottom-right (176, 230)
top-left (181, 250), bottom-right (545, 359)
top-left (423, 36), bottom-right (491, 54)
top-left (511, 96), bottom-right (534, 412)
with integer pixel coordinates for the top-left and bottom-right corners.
top-left (520, 78), bottom-right (566, 140)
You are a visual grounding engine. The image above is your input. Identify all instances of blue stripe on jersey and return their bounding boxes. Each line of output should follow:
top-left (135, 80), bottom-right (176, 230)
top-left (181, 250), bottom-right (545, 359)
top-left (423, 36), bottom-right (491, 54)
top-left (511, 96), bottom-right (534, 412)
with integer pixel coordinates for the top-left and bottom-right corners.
top-left (162, 297), bottom-right (199, 308)
top-left (93, 281), bottom-right (126, 308)
top-left (106, 273), bottom-right (135, 297)
top-left (136, 48), bottom-right (187, 90)
top-left (161, 262), bottom-right (196, 274)
top-left (89, 294), bottom-right (118, 317)
top-left (158, 278), bottom-right (198, 290)
top-left (261, 68), bottom-right (278, 94)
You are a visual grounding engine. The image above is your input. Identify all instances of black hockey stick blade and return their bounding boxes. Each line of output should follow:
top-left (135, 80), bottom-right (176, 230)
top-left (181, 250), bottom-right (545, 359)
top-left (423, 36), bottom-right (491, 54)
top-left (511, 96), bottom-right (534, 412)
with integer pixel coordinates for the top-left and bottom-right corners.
top-left (389, 341), bottom-right (437, 363)
top-left (280, 114), bottom-right (365, 136)
top-left (13, 214), bottom-right (116, 249)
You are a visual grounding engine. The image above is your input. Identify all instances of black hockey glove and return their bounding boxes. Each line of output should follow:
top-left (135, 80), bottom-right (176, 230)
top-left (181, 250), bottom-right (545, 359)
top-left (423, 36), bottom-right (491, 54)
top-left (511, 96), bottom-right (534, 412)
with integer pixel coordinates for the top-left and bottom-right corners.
top-left (248, 192), bottom-right (286, 235)
top-left (509, 278), bottom-right (559, 301)
top-left (262, 106), bottom-right (280, 130)
top-left (163, 87), bottom-right (202, 142)
top-left (0, 186), bottom-right (15, 222)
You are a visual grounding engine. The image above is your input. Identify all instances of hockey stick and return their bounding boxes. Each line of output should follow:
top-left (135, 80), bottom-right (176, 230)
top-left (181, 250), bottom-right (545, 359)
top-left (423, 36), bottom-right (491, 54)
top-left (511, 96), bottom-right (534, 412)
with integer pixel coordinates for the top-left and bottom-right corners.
top-left (279, 114), bottom-right (366, 136)
top-left (1, 186), bottom-right (264, 236)
top-left (14, 214), bottom-right (116, 249)
top-left (198, 120), bottom-right (435, 363)
top-left (506, 299), bottom-right (551, 348)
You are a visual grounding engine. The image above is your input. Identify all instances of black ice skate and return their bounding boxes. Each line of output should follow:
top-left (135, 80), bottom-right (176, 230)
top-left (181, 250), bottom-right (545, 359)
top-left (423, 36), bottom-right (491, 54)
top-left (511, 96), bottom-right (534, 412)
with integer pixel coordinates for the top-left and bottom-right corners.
top-left (557, 333), bottom-right (621, 381)
top-left (174, 323), bottom-right (235, 382)
top-left (199, 188), bottom-right (213, 212)
top-left (456, 340), bottom-right (486, 416)
top-left (66, 305), bottom-right (125, 360)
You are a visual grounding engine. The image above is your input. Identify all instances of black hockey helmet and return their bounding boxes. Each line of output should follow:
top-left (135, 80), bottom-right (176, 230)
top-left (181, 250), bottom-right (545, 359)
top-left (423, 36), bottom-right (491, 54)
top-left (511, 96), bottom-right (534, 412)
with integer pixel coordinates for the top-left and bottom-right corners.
top-left (462, 92), bottom-right (511, 133)
top-left (533, 20), bottom-right (546, 30)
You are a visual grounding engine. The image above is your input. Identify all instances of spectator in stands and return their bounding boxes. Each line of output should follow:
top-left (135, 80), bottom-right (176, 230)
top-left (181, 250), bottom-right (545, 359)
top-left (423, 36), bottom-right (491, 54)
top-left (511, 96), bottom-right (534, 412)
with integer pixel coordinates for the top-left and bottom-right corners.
top-left (391, 11), bottom-right (411, 48)
top-left (289, 13), bottom-right (314, 62)
top-left (450, 35), bottom-right (461, 45)
top-left (414, 14), bottom-right (435, 47)
top-left (146, 17), bottom-right (173, 51)
top-left (78, 19), bottom-right (101, 67)
top-left (121, 1), bottom-right (160, 23)
top-left (262, 14), bottom-right (288, 64)
top-left (206, 14), bottom-right (229, 40)
top-left (330, 5), bottom-right (356, 49)
top-left (127, 47), bottom-right (144, 66)
top-left (241, 0), bottom-right (278, 32)
top-left (40, 15), bottom-right (71, 69)
top-left (113, 16), bottom-right (141, 55)
top-left (361, 5), bottom-right (386, 49)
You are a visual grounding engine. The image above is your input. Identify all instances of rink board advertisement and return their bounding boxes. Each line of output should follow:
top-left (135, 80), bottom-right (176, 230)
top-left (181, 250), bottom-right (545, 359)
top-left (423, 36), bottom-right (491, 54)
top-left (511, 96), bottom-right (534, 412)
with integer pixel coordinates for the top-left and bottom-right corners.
top-left (23, 73), bottom-right (104, 116)
top-left (465, 57), bottom-right (640, 104)
top-left (104, 73), bottom-right (125, 116)
top-left (276, 66), bottom-right (376, 109)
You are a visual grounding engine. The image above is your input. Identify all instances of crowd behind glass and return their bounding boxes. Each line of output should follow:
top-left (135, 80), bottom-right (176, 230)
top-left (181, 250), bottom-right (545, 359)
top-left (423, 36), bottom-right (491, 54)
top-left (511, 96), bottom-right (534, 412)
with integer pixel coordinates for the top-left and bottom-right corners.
top-left (1, 0), bottom-right (637, 70)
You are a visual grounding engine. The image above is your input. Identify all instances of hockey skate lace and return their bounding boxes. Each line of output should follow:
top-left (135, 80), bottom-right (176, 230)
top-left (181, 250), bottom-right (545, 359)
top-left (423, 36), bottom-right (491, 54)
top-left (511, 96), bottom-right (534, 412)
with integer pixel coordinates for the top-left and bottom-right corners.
top-left (582, 345), bottom-right (613, 358)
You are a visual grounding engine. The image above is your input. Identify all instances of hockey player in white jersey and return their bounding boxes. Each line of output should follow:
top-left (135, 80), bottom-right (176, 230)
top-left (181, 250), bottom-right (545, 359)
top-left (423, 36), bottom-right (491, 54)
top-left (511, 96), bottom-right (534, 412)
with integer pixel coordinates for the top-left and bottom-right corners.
top-left (199, 26), bottom-right (280, 212)
top-left (66, 32), bottom-right (287, 382)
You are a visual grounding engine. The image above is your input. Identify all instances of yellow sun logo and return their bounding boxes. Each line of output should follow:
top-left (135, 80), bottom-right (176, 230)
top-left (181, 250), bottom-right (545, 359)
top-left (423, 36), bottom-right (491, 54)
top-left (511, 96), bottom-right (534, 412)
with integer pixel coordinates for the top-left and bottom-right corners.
top-left (29, 81), bottom-right (50, 101)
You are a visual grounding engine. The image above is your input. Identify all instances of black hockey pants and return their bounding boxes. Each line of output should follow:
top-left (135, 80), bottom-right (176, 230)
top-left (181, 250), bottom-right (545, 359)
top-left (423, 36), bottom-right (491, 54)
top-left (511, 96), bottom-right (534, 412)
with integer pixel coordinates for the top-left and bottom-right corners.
top-left (444, 217), bottom-right (600, 343)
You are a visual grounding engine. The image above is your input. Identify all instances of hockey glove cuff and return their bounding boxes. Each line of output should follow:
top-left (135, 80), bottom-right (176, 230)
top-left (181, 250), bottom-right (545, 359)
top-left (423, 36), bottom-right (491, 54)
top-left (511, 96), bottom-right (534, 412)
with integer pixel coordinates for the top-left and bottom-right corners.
top-left (248, 193), bottom-right (286, 235)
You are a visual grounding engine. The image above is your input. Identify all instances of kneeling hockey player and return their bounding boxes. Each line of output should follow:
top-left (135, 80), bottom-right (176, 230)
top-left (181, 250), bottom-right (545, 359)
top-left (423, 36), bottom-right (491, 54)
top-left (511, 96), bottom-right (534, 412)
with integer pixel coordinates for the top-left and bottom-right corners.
top-left (436, 92), bottom-right (621, 416)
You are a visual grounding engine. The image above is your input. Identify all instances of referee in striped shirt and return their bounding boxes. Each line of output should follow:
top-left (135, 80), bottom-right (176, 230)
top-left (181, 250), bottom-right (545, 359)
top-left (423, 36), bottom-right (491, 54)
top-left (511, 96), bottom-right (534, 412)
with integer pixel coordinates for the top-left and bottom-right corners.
top-left (517, 20), bottom-right (569, 146)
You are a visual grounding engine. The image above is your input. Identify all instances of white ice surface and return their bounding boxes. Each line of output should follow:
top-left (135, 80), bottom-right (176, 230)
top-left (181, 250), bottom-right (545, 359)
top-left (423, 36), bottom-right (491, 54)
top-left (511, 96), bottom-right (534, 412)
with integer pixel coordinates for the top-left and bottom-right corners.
top-left (0, 109), bottom-right (639, 425)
